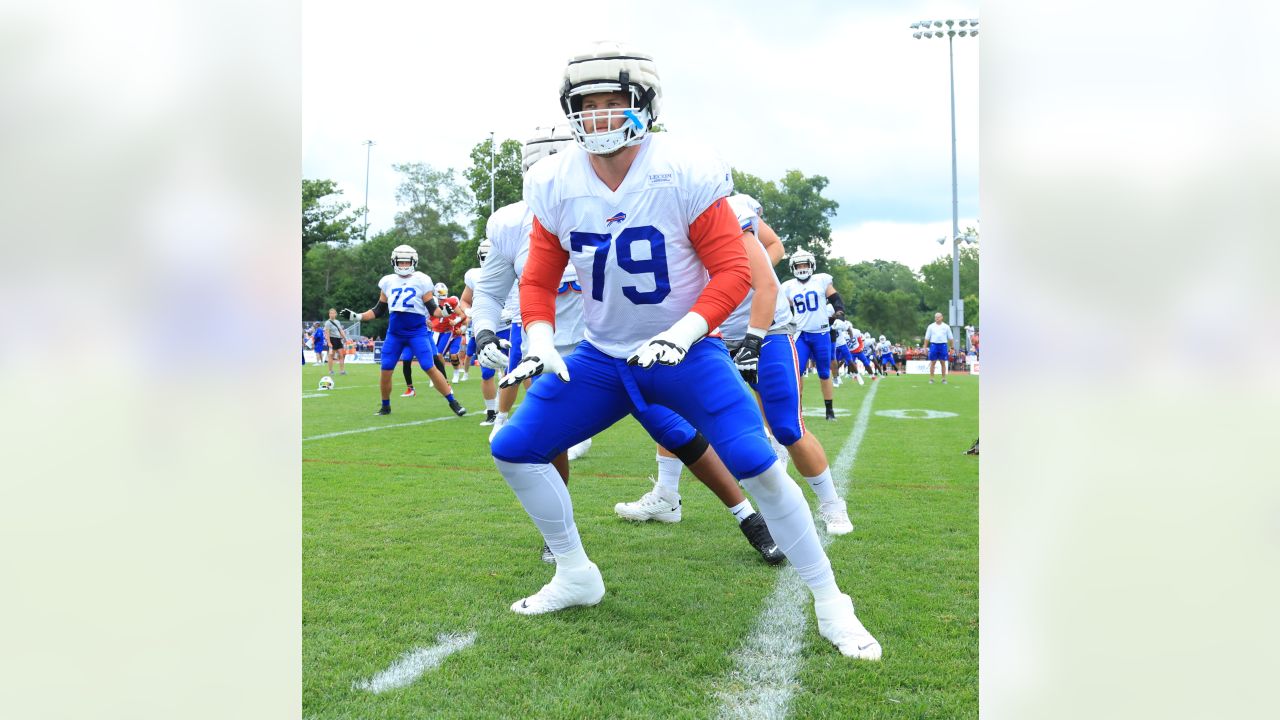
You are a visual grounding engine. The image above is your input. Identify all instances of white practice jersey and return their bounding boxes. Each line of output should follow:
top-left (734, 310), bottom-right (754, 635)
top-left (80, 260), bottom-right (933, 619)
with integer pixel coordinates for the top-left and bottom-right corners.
top-left (524, 134), bottom-right (734, 359)
top-left (718, 193), bottom-right (791, 340)
top-left (554, 264), bottom-right (586, 348)
top-left (849, 327), bottom-right (864, 352)
top-left (877, 339), bottom-right (892, 356)
top-left (832, 319), bottom-right (852, 346)
top-left (466, 265), bottom-right (512, 332)
top-left (471, 201), bottom-right (534, 334)
top-left (780, 273), bottom-right (834, 333)
top-left (377, 271), bottom-right (435, 317)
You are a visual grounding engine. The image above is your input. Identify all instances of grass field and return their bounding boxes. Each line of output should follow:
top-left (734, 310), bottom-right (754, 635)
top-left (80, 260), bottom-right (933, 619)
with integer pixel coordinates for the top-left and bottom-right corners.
top-left (303, 360), bottom-right (977, 719)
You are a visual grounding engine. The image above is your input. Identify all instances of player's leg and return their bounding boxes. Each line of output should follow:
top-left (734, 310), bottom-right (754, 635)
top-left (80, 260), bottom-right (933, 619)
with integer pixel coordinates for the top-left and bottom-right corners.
top-left (641, 339), bottom-right (877, 656)
top-left (807, 332), bottom-right (835, 419)
top-left (794, 333), bottom-right (814, 399)
top-left (490, 344), bottom-right (634, 614)
top-left (754, 334), bottom-right (853, 534)
top-left (400, 346), bottom-right (416, 396)
top-left (411, 335), bottom-right (465, 416)
top-left (478, 328), bottom-right (508, 425)
top-left (491, 324), bottom-right (526, 439)
top-left (376, 335), bottom-right (406, 415)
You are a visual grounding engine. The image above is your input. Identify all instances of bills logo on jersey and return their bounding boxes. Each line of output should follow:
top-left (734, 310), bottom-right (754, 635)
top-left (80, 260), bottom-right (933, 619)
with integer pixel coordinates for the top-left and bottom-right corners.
top-left (606, 211), bottom-right (627, 226)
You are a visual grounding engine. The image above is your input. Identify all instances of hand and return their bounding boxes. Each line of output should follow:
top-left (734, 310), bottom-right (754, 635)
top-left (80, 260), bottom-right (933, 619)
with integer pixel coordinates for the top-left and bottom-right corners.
top-left (449, 313), bottom-right (465, 326)
top-left (343, 308), bottom-right (361, 321)
top-left (500, 322), bottom-right (568, 387)
top-left (626, 313), bottom-right (709, 369)
top-left (475, 329), bottom-right (511, 370)
top-left (439, 302), bottom-right (455, 316)
top-left (733, 331), bottom-right (764, 385)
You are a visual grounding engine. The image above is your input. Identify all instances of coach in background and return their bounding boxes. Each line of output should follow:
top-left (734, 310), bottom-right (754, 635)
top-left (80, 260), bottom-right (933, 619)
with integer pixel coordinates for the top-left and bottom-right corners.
top-left (924, 312), bottom-right (954, 384)
top-left (324, 308), bottom-right (349, 376)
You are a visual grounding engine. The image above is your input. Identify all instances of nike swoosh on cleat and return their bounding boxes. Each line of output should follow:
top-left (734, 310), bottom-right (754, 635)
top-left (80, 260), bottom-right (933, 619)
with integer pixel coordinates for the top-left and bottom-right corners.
top-left (521, 600), bottom-right (528, 609)
top-left (858, 643), bottom-right (877, 651)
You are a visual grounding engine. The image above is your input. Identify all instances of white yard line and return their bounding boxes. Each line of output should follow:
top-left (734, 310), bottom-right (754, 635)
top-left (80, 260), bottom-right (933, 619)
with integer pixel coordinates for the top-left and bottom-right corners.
top-left (715, 381), bottom-right (879, 720)
top-left (303, 414), bottom-right (457, 442)
top-left (353, 632), bottom-right (477, 693)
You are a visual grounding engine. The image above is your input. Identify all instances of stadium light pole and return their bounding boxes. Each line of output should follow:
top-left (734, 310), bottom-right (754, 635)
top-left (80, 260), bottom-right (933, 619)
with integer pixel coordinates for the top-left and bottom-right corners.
top-left (362, 139), bottom-right (375, 242)
top-left (911, 18), bottom-right (977, 349)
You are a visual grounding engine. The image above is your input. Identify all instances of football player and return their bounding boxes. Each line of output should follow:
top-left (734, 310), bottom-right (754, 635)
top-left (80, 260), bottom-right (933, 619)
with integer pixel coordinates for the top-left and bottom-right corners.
top-left (473, 127), bottom-right (782, 565)
top-left (343, 245), bottom-right (465, 417)
top-left (847, 324), bottom-right (869, 385)
top-left (876, 334), bottom-right (900, 375)
top-left (830, 311), bottom-right (855, 388)
top-left (487, 43), bottom-right (879, 659)
top-left (780, 250), bottom-right (845, 420)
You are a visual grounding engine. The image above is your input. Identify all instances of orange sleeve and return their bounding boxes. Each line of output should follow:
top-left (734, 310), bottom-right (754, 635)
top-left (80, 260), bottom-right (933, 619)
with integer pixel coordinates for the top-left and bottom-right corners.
top-left (519, 216), bottom-right (569, 328)
top-left (688, 197), bottom-right (751, 329)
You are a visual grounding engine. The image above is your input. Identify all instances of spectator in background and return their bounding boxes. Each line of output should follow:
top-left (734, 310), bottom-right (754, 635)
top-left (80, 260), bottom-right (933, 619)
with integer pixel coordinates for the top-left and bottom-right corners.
top-left (924, 312), bottom-right (954, 384)
top-left (311, 323), bottom-right (327, 366)
top-left (324, 309), bottom-right (349, 376)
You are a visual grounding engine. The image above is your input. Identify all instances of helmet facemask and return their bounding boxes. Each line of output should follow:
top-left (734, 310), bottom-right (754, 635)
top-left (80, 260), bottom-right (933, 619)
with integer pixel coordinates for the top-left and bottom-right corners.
top-left (391, 245), bottom-right (418, 277)
top-left (563, 87), bottom-right (654, 155)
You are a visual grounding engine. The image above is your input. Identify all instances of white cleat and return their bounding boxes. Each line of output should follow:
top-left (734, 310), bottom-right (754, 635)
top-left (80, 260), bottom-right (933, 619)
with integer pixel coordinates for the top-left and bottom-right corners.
top-left (567, 438), bottom-right (592, 461)
top-left (511, 562), bottom-right (605, 615)
top-left (488, 412), bottom-right (508, 443)
top-left (614, 481), bottom-right (681, 523)
top-left (815, 593), bottom-right (881, 660)
top-left (819, 499), bottom-right (854, 535)
top-left (856, 374), bottom-right (865, 386)
top-left (461, 371), bottom-right (469, 382)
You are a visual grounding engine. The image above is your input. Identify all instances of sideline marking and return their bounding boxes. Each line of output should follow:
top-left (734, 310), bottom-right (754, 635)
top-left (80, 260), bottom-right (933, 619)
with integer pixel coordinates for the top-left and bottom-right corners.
top-left (302, 393), bottom-right (330, 399)
top-left (716, 381), bottom-right (879, 720)
top-left (874, 409), bottom-right (957, 420)
top-left (303, 414), bottom-right (456, 442)
top-left (353, 632), bottom-right (477, 693)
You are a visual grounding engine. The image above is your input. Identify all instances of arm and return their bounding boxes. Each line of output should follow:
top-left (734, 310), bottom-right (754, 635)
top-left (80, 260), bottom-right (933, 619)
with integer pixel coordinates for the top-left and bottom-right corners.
top-left (472, 247), bottom-right (521, 334)
top-left (757, 219), bottom-right (785, 265)
top-left (687, 198), bottom-right (752, 331)
top-left (824, 282), bottom-right (846, 316)
top-left (518, 216), bottom-right (569, 329)
top-left (742, 234), bottom-right (777, 332)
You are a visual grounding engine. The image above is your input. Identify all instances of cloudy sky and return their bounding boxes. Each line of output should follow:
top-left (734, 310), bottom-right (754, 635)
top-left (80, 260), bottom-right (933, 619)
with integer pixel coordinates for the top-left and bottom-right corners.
top-left (303, 0), bottom-right (979, 272)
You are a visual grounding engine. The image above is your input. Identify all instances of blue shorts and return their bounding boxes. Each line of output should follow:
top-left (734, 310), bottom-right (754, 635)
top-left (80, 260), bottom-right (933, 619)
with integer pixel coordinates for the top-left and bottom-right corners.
top-left (492, 339), bottom-right (773, 478)
top-left (480, 327), bottom-right (512, 381)
top-left (467, 336), bottom-right (477, 357)
top-left (381, 331), bottom-right (437, 372)
top-left (399, 346), bottom-right (414, 362)
top-left (507, 323), bottom-right (525, 373)
top-left (442, 335), bottom-right (463, 356)
top-left (747, 334), bottom-right (806, 446)
top-left (852, 351), bottom-right (872, 368)
top-left (313, 340), bottom-right (326, 352)
top-left (834, 345), bottom-right (853, 364)
top-left (879, 353), bottom-right (897, 367)
top-left (929, 342), bottom-right (949, 362)
top-left (794, 330), bottom-right (832, 379)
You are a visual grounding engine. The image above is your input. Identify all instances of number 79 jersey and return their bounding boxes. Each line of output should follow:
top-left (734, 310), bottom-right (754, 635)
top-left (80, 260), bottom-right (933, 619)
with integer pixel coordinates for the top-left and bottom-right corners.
top-left (523, 134), bottom-right (734, 359)
top-left (780, 273), bottom-right (834, 333)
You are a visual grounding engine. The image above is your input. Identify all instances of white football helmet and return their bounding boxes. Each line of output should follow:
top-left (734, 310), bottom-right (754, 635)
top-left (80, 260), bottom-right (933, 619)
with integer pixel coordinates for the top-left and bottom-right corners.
top-left (318, 376), bottom-right (334, 391)
top-left (522, 126), bottom-right (574, 173)
top-left (789, 249), bottom-right (816, 281)
top-left (477, 238), bottom-right (492, 264)
top-left (391, 245), bottom-right (418, 277)
top-left (434, 282), bottom-right (448, 299)
top-left (560, 41), bottom-right (661, 155)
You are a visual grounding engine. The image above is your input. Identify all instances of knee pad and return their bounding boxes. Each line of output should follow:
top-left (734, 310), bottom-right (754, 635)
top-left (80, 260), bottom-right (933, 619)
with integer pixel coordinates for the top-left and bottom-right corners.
top-left (670, 432), bottom-right (709, 466)
top-left (772, 423), bottom-right (803, 447)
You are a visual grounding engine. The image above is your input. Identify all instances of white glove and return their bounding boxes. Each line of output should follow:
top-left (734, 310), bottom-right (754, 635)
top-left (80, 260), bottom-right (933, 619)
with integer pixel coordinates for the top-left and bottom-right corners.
top-left (343, 308), bottom-right (361, 321)
top-left (500, 322), bottom-right (568, 387)
top-left (626, 312), bottom-right (709, 369)
top-left (474, 329), bottom-right (511, 370)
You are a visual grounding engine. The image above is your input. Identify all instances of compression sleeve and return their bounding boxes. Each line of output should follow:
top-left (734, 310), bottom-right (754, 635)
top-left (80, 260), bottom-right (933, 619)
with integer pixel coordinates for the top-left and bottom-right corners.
top-left (518, 216), bottom-right (569, 328)
top-left (687, 197), bottom-right (751, 330)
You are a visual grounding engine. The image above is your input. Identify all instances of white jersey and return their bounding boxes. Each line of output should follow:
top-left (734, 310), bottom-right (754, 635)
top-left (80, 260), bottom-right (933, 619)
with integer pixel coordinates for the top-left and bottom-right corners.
top-left (718, 193), bottom-right (792, 340)
top-left (554, 264), bottom-right (586, 349)
top-left (832, 319), bottom-right (852, 346)
top-left (524, 134), bottom-right (734, 359)
top-left (849, 327), bottom-right (864, 352)
top-left (377, 271), bottom-right (435, 317)
top-left (780, 273), bottom-right (834, 333)
top-left (877, 339), bottom-right (891, 356)
top-left (471, 201), bottom-right (534, 334)
top-left (924, 322), bottom-right (954, 344)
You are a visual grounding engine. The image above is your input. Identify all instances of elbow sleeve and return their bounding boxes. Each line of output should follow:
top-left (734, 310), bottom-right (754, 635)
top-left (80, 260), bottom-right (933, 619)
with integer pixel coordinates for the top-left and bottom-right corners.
top-left (371, 301), bottom-right (389, 318)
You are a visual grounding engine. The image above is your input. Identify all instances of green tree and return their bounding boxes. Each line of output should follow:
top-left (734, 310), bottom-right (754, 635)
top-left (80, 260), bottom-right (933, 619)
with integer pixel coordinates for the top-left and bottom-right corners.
top-left (460, 136), bottom-right (524, 279)
top-left (919, 245), bottom-right (979, 329)
top-left (302, 178), bottom-right (362, 254)
top-left (389, 162), bottom-right (472, 292)
top-left (732, 168), bottom-right (839, 275)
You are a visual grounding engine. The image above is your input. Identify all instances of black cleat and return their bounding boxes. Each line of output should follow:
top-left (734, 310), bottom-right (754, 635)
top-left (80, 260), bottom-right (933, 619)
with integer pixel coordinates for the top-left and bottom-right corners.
top-left (541, 542), bottom-right (556, 564)
top-left (449, 398), bottom-right (467, 416)
top-left (740, 513), bottom-right (786, 565)
top-left (479, 409), bottom-right (497, 426)
top-left (965, 438), bottom-right (979, 455)
top-left (374, 406), bottom-right (391, 416)
top-left (825, 412), bottom-right (837, 421)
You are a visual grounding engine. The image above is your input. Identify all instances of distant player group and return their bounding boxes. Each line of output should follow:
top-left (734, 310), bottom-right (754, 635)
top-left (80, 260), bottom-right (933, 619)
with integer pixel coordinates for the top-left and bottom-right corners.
top-left (326, 41), bottom-right (978, 663)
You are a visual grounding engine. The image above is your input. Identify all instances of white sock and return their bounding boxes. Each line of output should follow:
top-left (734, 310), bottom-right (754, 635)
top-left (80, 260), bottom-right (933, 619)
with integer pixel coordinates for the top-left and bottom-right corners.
top-left (804, 467), bottom-right (840, 505)
top-left (728, 499), bottom-right (755, 524)
top-left (740, 461), bottom-right (834, 592)
top-left (484, 398), bottom-right (497, 412)
top-left (495, 411), bottom-right (509, 422)
top-left (809, 577), bottom-right (843, 602)
top-left (655, 454), bottom-right (683, 496)
top-left (493, 459), bottom-right (588, 569)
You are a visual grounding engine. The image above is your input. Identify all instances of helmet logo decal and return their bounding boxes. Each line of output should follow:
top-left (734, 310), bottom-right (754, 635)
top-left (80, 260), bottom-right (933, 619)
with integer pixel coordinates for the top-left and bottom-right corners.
top-left (623, 109), bottom-right (643, 130)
